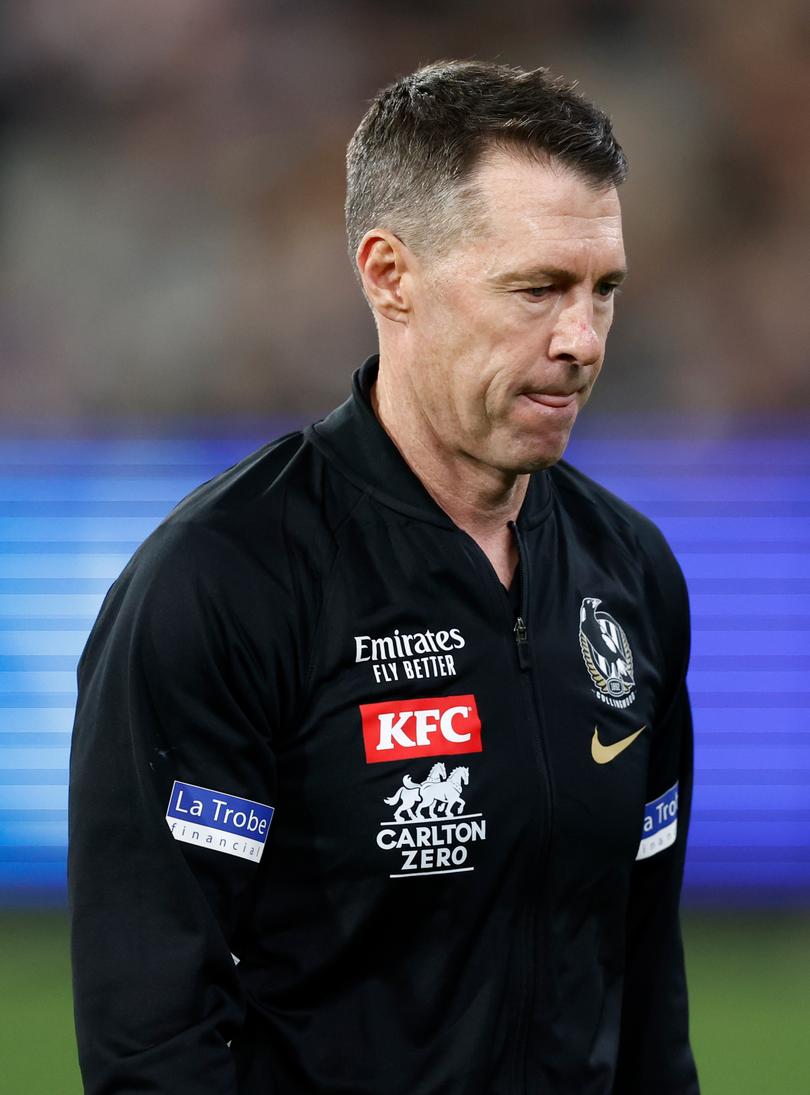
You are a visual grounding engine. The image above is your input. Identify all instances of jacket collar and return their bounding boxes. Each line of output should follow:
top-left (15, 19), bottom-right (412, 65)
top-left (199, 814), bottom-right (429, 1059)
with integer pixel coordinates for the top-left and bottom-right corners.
top-left (308, 355), bottom-right (553, 529)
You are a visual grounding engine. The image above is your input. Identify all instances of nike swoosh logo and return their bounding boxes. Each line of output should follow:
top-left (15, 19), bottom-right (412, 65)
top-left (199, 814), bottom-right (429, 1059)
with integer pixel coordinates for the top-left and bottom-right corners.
top-left (591, 725), bottom-right (646, 765)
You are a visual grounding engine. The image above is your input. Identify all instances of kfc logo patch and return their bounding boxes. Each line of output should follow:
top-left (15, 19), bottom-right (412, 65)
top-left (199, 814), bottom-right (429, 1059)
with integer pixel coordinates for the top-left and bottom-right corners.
top-left (360, 694), bottom-right (482, 764)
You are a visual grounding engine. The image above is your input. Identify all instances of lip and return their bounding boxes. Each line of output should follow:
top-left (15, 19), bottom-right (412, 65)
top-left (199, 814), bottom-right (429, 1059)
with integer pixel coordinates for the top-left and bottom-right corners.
top-left (521, 391), bottom-right (580, 409)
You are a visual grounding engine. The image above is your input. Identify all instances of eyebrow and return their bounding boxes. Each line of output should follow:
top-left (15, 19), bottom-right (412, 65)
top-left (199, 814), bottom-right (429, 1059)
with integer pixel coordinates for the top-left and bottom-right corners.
top-left (489, 264), bottom-right (629, 287)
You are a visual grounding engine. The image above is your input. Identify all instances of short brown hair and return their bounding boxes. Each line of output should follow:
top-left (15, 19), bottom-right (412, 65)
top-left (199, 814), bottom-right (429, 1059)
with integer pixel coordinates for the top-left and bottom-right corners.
top-left (346, 59), bottom-right (627, 267)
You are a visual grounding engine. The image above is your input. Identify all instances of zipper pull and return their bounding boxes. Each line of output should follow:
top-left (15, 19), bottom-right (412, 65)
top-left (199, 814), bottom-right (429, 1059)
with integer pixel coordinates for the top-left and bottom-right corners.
top-left (514, 616), bottom-right (531, 670)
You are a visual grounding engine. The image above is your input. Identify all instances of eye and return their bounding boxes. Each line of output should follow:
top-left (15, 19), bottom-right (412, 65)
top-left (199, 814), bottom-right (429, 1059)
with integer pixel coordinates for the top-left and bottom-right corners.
top-left (523, 286), bottom-right (552, 300)
top-left (596, 281), bottom-right (621, 299)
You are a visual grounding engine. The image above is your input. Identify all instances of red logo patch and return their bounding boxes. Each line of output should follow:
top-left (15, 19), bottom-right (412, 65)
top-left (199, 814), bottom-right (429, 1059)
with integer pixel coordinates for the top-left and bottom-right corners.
top-left (360, 694), bottom-right (482, 764)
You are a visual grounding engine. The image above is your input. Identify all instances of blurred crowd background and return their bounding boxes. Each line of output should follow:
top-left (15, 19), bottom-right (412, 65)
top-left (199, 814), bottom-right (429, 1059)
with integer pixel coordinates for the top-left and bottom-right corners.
top-left (3, 0), bottom-right (809, 421)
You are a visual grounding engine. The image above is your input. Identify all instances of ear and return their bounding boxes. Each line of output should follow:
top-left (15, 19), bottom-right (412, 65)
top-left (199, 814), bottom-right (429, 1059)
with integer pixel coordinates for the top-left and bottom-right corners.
top-left (356, 230), bottom-right (413, 323)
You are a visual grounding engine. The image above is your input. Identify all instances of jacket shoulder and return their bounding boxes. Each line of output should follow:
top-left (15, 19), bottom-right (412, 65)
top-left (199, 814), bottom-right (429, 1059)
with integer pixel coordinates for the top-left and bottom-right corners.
top-left (165, 429), bottom-right (360, 539)
top-left (549, 459), bottom-right (686, 595)
top-left (135, 428), bottom-right (362, 578)
top-left (550, 458), bottom-right (690, 686)
top-left (79, 430), bottom-right (357, 684)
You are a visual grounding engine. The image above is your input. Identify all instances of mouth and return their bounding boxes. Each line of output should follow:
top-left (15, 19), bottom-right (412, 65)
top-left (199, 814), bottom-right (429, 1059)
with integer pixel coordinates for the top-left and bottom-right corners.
top-left (520, 391), bottom-right (580, 410)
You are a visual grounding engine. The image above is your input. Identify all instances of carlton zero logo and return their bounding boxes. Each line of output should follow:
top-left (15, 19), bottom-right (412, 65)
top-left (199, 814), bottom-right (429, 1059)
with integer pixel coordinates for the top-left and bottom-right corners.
top-left (578, 597), bottom-right (637, 709)
top-left (378, 762), bottom-right (487, 878)
top-left (359, 694), bottom-right (482, 764)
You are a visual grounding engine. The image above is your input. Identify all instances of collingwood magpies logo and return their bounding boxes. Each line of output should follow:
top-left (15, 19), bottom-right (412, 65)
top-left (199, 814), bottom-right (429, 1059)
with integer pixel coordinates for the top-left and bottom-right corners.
top-left (578, 597), bottom-right (637, 709)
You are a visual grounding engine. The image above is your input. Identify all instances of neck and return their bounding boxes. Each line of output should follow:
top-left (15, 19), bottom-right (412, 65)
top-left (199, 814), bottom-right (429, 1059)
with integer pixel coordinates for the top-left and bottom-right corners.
top-left (371, 357), bottom-right (529, 585)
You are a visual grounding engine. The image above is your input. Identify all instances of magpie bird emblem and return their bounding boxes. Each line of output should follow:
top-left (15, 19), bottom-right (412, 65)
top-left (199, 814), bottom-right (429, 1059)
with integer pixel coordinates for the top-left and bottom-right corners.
top-left (578, 597), bottom-right (635, 700)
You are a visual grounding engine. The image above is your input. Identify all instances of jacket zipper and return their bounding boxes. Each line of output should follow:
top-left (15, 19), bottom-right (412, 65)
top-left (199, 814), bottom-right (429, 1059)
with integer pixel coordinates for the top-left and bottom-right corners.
top-left (513, 615), bottom-right (530, 668)
top-left (461, 521), bottom-right (554, 1094)
top-left (507, 519), bottom-right (554, 1095)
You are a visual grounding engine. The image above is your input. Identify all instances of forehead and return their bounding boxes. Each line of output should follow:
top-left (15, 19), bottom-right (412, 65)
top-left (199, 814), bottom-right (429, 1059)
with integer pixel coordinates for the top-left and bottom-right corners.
top-left (463, 149), bottom-right (625, 269)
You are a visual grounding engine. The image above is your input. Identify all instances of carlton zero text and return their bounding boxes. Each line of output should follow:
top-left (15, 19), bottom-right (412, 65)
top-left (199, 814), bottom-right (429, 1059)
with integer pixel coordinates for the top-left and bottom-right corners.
top-left (377, 816), bottom-right (487, 875)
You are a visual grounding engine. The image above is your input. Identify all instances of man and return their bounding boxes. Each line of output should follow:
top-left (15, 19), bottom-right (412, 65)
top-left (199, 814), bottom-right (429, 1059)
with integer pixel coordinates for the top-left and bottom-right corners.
top-left (69, 61), bottom-right (700, 1094)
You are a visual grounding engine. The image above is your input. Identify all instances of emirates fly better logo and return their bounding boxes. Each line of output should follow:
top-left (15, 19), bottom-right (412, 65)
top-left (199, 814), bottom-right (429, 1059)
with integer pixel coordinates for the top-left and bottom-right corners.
top-left (359, 695), bottom-right (483, 763)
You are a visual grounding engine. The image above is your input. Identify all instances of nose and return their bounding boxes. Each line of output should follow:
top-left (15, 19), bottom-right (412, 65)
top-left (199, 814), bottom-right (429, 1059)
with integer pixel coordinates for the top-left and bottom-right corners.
top-left (548, 297), bottom-right (603, 368)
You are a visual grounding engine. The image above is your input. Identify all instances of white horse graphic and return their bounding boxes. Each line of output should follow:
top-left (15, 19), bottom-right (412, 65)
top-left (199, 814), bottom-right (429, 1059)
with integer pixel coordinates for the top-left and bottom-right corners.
top-left (414, 766), bottom-right (469, 819)
top-left (384, 762), bottom-right (446, 822)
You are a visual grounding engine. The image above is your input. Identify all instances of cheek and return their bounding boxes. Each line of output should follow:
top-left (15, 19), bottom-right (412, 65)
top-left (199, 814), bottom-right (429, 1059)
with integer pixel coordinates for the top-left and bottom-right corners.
top-left (581, 358), bottom-right (604, 400)
top-left (478, 369), bottom-right (520, 429)
top-left (596, 304), bottom-right (615, 340)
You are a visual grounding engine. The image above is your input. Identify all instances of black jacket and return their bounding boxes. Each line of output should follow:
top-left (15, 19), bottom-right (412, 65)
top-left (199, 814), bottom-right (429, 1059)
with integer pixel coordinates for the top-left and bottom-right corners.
top-left (69, 356), bottom-right (699, 1094)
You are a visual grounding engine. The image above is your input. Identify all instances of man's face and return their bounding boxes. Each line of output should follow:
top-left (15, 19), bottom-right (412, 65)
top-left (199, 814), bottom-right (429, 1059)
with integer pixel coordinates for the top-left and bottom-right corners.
top-left (402, 150), bottom-right (626, 474)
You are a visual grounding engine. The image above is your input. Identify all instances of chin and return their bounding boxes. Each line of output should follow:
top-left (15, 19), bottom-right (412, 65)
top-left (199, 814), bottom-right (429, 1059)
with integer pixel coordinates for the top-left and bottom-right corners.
top-left (509, 434), bottom-right (573, 474)
top-left (512, 453), bottom-right (564, 474)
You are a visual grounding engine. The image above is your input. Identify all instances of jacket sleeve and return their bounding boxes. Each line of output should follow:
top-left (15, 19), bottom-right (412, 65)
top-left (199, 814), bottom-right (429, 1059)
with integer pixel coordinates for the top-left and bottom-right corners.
top-left (68, 521), bottom-right (300, 1094)
top-left (614, 535), bottom-right (700, 1094)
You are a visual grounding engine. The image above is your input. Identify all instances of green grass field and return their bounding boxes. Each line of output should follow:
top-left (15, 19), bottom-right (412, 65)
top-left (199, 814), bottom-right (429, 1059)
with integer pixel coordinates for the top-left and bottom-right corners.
top-left (2, 910), bottom-right (808, 1093)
